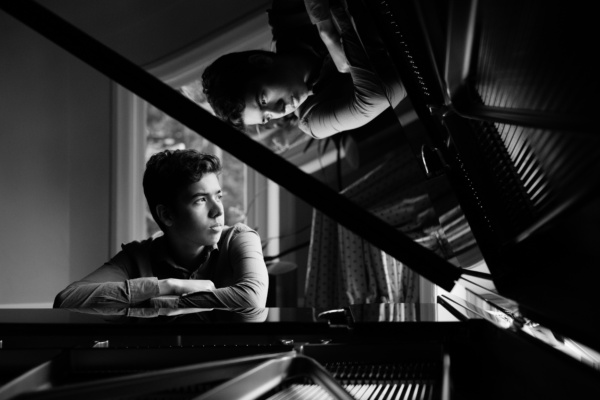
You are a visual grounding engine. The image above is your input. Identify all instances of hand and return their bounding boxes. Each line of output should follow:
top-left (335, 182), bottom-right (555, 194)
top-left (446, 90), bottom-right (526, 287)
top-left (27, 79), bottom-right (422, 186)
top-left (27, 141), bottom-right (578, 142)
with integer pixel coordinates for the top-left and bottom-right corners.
top-left (158, 278), bottom-right (216, 296)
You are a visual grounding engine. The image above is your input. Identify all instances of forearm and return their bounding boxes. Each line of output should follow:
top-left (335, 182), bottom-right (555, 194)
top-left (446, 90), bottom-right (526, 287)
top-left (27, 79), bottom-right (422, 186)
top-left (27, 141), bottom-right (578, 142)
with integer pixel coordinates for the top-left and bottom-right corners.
top-left (213, 279), bottom-right (268, 308)
top-left (179, 280), bottom-right (268, 309)
top-left (317, 19), bottom-right (350, 73)
top-left (298, 3), bottom-right (392, 138)
top-left (332, 1), bottom-right (405, 107)
top-left (53, 277), bottom-right (160, 308)
top-left (180, 227), bottom-right (269, 309)
top-left (298, 26), bottom-right (395, 138)
top-left (298, 65), bottom-right (389, 138)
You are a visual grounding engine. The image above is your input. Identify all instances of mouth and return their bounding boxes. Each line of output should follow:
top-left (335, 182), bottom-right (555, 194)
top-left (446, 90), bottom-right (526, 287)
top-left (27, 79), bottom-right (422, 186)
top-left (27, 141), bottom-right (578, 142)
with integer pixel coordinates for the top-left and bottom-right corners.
top-left (209, 223), bottom-right (223, 232)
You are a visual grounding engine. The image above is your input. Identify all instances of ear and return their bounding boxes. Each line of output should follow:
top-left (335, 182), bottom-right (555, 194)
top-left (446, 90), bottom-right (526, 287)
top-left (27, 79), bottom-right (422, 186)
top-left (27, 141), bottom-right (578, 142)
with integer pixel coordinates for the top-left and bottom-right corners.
top-left (248, 53), bottom-right (274, 69)
top-left (156, 204), bottom-right (174, 228)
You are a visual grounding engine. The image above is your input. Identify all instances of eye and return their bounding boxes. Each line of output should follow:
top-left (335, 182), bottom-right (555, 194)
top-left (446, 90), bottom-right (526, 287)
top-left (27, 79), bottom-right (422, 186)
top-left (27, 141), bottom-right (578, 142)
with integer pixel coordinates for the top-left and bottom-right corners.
top-left (195, 197), bottom-right (207, 204)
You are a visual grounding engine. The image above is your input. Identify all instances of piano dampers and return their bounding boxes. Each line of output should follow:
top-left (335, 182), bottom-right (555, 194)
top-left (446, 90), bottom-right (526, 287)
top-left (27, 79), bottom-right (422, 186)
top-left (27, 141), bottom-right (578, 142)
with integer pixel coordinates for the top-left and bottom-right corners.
top-left (471, 120), bottom-right (600, 240)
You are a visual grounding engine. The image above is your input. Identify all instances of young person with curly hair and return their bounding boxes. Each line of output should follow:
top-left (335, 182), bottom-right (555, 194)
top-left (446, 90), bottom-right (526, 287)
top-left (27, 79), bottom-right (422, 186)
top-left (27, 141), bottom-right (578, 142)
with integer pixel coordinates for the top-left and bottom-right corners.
top-left (202, 0), bottom-right (405, 139)
top-left (54, 149), bottom-right (268, 310)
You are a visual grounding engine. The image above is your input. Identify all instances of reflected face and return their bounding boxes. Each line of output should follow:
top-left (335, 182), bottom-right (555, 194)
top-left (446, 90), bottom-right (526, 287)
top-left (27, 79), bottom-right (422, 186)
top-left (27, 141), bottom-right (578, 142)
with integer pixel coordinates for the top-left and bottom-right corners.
top-left (241, 65), bottom-right (311, 126)
top-left (168, 173), bottom-right (224, 247)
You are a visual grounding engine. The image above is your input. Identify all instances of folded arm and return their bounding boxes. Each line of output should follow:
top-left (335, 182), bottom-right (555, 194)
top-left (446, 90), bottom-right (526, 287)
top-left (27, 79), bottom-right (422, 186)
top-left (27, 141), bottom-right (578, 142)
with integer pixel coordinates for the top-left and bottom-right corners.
top-left (53, 253), bottom-right (215, 308)
top-left (54, 228), bottom-right (268, 309)
top-left (305, 0), bottom-right (350, 73)
top-left (299, 0), bottom-right (405, 138)
top-left (179, 230), bottom-right (269, 309)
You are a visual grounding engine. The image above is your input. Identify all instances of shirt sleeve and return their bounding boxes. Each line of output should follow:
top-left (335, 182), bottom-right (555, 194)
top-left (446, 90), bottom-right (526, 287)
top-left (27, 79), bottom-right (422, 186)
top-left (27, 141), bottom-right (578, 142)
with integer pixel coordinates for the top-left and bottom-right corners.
top-left (53, 251), bottom-right (160, 308)
top-left (297, 2), bottom-right (406, 139)
top-left (179, 229), bottom-right (269, 309)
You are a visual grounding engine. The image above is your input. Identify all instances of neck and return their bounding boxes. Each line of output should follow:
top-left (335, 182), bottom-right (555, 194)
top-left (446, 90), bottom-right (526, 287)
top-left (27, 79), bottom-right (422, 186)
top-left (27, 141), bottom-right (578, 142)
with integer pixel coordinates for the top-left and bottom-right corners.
top-left (165, 235), bottom-right (206, 270)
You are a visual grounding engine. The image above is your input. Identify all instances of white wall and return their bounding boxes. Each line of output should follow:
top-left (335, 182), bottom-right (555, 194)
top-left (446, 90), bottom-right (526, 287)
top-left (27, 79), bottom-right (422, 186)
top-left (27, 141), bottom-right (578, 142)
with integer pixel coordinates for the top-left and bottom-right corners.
top-left (0, 10), bottom-right (111, 306)
top-left (0, 0), bottom-right (270, 307)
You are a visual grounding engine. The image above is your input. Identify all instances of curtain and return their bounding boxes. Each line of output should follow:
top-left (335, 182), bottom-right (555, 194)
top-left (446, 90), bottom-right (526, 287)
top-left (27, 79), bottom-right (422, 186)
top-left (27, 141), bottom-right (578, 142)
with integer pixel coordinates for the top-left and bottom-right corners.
top-left (304, 148), bottom-right (453, 308)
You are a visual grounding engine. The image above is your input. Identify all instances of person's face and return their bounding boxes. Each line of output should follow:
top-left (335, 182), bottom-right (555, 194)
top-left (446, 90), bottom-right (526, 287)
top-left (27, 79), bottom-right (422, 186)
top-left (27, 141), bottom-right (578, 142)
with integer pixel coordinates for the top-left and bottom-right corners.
top-left (167, 173), bottom-right (225, 248)
top-left (241, 59), bottom-right (311, 126)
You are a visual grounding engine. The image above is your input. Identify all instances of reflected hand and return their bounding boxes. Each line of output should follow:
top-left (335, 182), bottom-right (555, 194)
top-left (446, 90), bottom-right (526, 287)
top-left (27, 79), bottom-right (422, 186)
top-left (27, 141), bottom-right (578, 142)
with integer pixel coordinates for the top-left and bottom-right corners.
top-left (158, 308), bottom-right (214, 317)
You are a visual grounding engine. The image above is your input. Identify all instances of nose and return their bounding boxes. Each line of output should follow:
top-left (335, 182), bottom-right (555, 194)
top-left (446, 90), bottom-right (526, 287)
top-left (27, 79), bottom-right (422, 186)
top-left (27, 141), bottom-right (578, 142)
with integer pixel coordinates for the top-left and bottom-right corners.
top-left (209, 197), bottom-right (224, 219)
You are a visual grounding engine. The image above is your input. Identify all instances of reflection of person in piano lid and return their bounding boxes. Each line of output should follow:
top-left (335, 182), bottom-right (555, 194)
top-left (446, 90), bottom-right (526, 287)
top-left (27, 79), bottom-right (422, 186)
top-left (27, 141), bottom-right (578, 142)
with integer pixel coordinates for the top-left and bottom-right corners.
top-left (201, 0), bottom-right (405, 140)
top-left (53, 150), bottom-right (269, 310)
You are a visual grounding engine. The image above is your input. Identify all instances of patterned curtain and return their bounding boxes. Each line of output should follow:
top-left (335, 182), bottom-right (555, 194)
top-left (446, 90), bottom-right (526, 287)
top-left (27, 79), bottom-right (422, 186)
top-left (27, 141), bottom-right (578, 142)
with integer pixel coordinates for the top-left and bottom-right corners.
top-left (304, 148), bottom-right (453, 308)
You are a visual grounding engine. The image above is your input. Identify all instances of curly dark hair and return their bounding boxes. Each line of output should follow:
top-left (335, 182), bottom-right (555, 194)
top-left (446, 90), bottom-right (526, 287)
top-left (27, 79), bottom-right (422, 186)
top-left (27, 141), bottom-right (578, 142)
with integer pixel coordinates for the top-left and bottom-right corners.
top-left (201, 50), bottom-right (274, 131)
top-left (143, 149), bottom-right (222, 230)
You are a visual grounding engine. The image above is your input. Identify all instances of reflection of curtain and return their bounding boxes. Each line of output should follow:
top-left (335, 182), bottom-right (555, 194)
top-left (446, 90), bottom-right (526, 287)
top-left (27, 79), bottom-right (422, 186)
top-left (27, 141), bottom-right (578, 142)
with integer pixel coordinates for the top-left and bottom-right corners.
top-left (305, 148), bottom-right (452, 308)
top-left (351, 303), bottom-right (419, 322)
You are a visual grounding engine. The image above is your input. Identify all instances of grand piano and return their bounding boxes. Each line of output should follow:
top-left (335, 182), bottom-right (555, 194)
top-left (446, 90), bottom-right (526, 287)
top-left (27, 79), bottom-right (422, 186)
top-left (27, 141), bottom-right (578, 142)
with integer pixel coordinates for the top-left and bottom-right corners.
top-left (1, 0), bottom-right (599, 399)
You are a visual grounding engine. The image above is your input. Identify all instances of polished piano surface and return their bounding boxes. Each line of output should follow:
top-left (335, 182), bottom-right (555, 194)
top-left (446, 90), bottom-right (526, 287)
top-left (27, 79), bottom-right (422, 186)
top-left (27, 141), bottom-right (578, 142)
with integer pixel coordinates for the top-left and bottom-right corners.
top-left (1, 0), bottom-right (600, 398)
top-left (1, 294), bottom-right (600, 400)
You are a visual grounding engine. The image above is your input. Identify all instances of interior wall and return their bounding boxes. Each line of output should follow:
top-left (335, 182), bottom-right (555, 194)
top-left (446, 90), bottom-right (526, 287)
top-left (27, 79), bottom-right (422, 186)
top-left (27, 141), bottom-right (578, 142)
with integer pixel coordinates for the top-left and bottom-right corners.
top-left (0, 10), bottom-right (111, 306)
top-left (0, 0), bottom-right (271, 307)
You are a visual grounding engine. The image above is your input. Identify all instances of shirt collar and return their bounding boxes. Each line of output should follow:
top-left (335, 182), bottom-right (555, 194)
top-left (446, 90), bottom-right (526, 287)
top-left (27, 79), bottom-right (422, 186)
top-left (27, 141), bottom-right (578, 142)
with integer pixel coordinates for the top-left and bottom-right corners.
top-left (151, 235), bottom-right (219, 274)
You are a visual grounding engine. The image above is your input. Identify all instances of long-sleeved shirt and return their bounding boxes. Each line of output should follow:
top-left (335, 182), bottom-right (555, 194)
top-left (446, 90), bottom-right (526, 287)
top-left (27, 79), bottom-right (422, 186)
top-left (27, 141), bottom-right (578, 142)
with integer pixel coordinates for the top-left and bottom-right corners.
top-left (53, 223), bottom-right (269, 309)
top-left (269, 0), bottom-right (406, 139)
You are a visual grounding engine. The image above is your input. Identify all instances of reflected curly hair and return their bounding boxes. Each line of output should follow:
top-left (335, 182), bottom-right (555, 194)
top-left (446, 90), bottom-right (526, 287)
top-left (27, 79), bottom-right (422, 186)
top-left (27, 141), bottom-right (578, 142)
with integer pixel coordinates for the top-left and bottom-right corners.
top-left (143, 149), bottom-right (222, 230)
top-left (202, 50), bottom-right (273, 131)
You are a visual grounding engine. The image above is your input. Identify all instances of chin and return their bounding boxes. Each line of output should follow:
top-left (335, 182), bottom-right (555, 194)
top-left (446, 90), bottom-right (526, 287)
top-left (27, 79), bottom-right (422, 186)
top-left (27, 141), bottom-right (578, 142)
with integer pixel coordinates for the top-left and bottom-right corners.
top-left (206, 232), bottom-right (222, 245)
